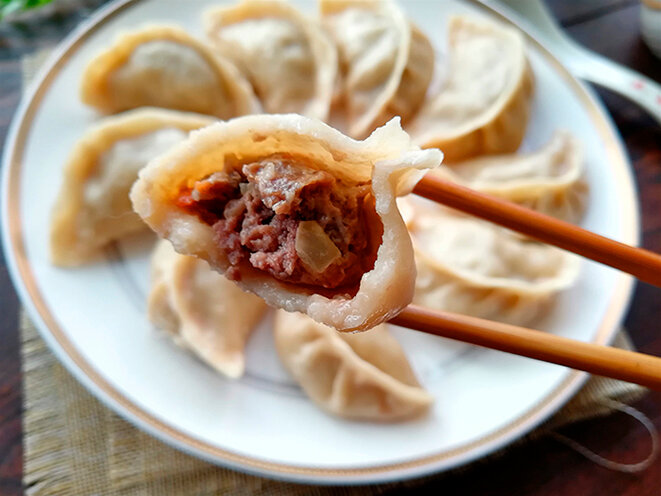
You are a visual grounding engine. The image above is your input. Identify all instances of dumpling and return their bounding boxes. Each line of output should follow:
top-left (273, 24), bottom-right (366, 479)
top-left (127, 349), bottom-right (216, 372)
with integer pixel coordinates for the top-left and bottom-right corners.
top-left (81, 25), bottom-right (259, 117)
top-left (131, 114), bottom-right (442, 331)
top-left (407, 203), bottom-right (580, 326)
top-left (148, 240), bottom-right (267, 378)
top-left (320, 0), bottom-right (434, 138)
top-left (203, 0), bottom-right (336, 120)
top-left (436, 131), bottom-right (588, 223)
top-left (407, 16), bottom-right (534, 163)
top-left (50, 108), bottom-right (215, 266)
top-left (402, 198), bottom-right (579, 326)
top-left (274, 310), bottom-right (432, 421)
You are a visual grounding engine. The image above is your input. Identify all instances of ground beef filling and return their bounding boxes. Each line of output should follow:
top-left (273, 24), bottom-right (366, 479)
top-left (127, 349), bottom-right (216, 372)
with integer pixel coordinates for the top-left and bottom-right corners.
top-left (176, 157), bottom-right (379, 289)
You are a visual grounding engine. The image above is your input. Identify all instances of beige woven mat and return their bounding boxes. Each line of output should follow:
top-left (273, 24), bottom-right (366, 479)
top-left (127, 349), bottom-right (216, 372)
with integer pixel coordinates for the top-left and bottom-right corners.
top-left (22, 314), bottom-right (649, 495)
top-left (21, 310), bottom-right (646, 496)
top-left (20, 49), bottom-right (651, 495)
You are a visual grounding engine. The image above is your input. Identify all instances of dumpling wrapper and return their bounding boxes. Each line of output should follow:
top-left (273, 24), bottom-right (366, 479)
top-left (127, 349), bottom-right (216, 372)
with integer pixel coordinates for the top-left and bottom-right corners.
top-left (437, 131), bottom-right (588, 223)
top-left (401, 199), bottom-right (580, 326)
top-left (203, 0), bottom-right (336, 120)
top-left (50, 107), bottom-right (215, 266)
top-left (81, 25), bottom-right (259, 117)
top-left (321, 0), bottom-right (434, 138)
top-left (413, 255), bottom-right (555, 327)
top-left (130, 114), bottom-right (442, 331)
top-left (407, 16), bottom-right (534, 163)
top-left (274, 310), bottom-right (432, 421)
top-left (148, 240), bottom-right (267, 379)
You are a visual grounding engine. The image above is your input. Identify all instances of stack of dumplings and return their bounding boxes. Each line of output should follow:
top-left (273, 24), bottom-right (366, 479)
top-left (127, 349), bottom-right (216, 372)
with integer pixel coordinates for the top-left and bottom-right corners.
top-left (49, 0), bottom-right (589, 423)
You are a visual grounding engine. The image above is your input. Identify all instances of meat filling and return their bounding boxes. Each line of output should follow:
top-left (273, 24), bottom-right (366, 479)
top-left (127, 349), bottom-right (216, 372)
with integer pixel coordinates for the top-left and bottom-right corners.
top-left (176, 156), bottom-right (380, 289)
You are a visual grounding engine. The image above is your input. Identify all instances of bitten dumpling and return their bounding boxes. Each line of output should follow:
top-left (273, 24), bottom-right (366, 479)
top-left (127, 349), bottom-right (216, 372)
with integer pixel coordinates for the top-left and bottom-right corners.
top-left (149, 240), bottom-right (267, 379)
top-left (131, 114), bottom-right (442, 331)
top-left (274, 310), bottom-right (432, 421)
top-left (50, 108), bottom-right (215, 266)
top-left (407, 16), bottom-right (534, 163)
top-left (81, 25), bottom-right (259, 117)
top-left (203, 0), bottom-right (336, 120)
top-left (321, 0), bottom-right (434, 138)
top-left (401, 199), bottom-right (579, 326)
top-left (437, 131), bottom-right (588, 223)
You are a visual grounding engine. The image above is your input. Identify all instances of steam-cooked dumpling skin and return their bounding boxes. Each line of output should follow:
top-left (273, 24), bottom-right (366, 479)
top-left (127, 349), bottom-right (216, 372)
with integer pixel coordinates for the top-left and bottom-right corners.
top-left (407, 16), bottom-right (534, 163)
top-left (321, 0), bottom-right (434, 138)
top-left (437, 131), bottom-right (588, 223)
top-left (81, 25), bottom-right (259, 117)
top-left (402, 199), bottom-right (579, 326)
top-left (274, 310), bottom-right (432, 421)
top-left (148, 240), bottom-right (267, 378)
top-left (131, 114), bottom-right (442, 331)
top-left (203, 0), bottom-right (336, 120)
top-left (50, 108), bottom-right (215, 266)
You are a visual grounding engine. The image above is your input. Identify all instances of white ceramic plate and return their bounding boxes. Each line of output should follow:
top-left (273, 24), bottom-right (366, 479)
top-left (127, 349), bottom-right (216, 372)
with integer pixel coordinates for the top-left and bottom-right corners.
top-left (2, 0), bottom-right (638, 485)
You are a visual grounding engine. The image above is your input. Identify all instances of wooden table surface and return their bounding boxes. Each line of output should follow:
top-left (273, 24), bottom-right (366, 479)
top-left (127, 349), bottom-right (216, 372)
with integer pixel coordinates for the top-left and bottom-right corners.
top-left (1, 1), bottom-right (660, 494)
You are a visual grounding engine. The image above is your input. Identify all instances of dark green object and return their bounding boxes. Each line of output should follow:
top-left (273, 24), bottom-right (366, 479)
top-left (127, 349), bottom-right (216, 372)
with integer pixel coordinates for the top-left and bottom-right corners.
top-left (1, 0), bottom-right (54, 18)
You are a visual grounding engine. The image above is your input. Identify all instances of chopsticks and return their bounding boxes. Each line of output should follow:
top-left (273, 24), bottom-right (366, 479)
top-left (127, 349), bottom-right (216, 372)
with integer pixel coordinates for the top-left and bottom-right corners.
top-left (403, 174), bottom-right (661, 389)
top-left (413, 174), bottom-right (661, 287)
top-left (390, 305), bottom-right (661, 390)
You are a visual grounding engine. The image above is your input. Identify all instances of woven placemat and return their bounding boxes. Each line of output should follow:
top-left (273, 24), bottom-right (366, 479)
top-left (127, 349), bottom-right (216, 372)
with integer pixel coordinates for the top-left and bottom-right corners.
top-left (19, 48), bottom-right (652, 495)
top-left (21, 313), bottom-right (649, 495)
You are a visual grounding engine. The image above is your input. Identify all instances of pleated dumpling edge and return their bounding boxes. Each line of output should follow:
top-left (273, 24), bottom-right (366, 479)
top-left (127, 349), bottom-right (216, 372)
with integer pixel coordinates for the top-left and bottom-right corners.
top-left (203, 0), bottom-right (337, 121)
top-left (50, 107), bottom-right (216, 266)
top-left (148, 240), bottom-right (267, 379)
top-left (321, 0), bottom-right (434, 139)
top-left (274, 310), bottom-right (433, 421)
top-left (80, 24), bottom-right (260, 118)
top-left (407, 15), bottom-right (534, 163)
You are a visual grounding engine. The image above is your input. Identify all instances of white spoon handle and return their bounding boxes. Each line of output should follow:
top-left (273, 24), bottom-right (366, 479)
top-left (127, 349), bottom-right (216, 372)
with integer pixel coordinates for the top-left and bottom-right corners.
top-left (566, 47), bottom-right (661, 125)
top-left (493, 0), bottom-right (661, 124)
